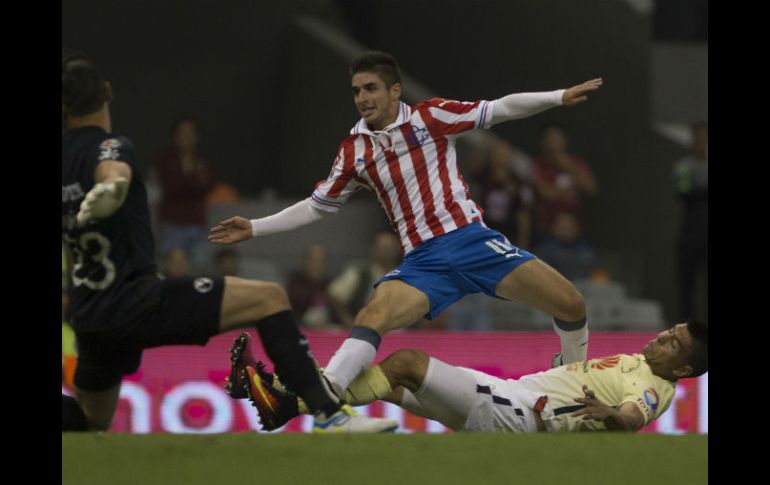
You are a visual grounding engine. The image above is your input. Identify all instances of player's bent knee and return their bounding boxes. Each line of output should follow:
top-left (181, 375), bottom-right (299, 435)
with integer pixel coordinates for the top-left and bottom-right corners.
top-left (381, 349), bottom-right (429, 390)
top-left (243, 280), bottom-right (291, 317)
top-left (258, 282), bottom-right (290, 310)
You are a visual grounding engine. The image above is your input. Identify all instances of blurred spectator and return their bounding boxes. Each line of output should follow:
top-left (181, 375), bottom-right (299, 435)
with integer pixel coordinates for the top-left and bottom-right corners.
top-left (328, 231), bottom-right (403, 326)
top-left (163, 247), bottom-right (191, 278)
top-left (206, 181), bottom-right (240, 204)
top-left (535, 212), bottom-right (597, 281)
top-left (673, 121), bottom-right (708, 321)
top-left (214, 248), bottom-right (241, 277)
top-left (532, 124), bottom-right (597, 241)
top-left (156, 117), bottom-right (216, 272)
top-left (287, 245), bottom-right (341, 328)
top-left (477, 140), bottom-right (535, 249)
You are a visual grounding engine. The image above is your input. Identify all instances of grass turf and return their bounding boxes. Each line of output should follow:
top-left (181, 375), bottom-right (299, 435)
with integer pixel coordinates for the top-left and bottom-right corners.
top-left (62, 432), bottom-right (707, 485)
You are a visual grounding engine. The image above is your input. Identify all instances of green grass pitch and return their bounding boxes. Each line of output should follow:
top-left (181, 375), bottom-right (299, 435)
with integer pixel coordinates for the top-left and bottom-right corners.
top-left (63, 433), bottom-right (707, 485)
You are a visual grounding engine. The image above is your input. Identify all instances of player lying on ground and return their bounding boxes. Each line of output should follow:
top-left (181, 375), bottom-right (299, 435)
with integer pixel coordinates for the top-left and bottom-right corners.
top-left (210, 51), bottom-right (602, 428)
top-left (236, 321), bottom-right (706, 432)
top-left (61, 49), bottom-right (396, 433)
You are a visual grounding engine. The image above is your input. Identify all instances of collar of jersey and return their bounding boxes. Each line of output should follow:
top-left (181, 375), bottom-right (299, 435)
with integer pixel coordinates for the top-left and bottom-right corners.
top-left (350, 101), bottom-right (412, 136)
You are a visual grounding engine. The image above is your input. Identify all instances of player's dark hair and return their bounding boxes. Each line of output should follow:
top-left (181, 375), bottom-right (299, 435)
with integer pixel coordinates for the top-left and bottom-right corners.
top-left (685, 319), bottom-right (708, 377)
top-left (62, 49), bottom-right (108, 117)
top-left (350, 51), bottom-right (402, 88)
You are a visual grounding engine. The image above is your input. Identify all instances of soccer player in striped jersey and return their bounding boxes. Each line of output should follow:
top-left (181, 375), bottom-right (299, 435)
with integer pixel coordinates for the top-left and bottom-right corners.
top-left (210, 51), bottom-right (603, 425)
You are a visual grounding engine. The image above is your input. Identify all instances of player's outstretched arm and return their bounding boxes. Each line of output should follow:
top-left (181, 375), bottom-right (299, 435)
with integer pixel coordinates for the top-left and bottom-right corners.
top-left (208, 216), bottom-right (253, 244)
top-left (571, 385), bottom-right (645, 432)
top-left (208, 198), bottom-right (326, 244)
top-left (76, 160), bottom-right (132, 226)
top-left (488, 78), bottom-right (603, 126)
top-left (561, 78), bottom-right (603, 106)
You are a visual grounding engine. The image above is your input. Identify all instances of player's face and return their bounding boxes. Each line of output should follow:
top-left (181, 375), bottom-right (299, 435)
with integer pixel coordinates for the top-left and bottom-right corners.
top-left (352, 72), bottom-right (401, 130)
top-left (642, 323), bottom-right (694, 379)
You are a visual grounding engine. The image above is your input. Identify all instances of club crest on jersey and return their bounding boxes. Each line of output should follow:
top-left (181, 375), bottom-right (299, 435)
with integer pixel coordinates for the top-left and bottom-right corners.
top-left (643, 388), bottom-right (659, 411)
top-left (406, 126), bottom-right (430, 146)
top-left (193, 277), bottom-right (214, 294)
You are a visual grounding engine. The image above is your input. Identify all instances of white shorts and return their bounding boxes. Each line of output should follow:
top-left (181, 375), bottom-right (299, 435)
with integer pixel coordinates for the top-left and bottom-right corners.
top-left (409, 357), bottom-right (546, 433)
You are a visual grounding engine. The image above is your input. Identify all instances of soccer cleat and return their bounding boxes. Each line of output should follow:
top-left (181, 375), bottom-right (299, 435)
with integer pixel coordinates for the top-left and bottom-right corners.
top-left (250, 359), bottom-right (331, 400)
top-left (243, 365), bottom-right (299, 431)
top-left (225, 332), bottom-right (258, 399)
top-left (247, 360), bottom-right (289, 394)
top-left (312, 404), bottom-right (399, 434)
top-left (551, 352), bottom-right (564, 368)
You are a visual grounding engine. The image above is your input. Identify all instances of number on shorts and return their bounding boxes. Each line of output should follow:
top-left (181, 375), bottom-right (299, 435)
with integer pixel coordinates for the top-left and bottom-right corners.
top-left (485, 239), bottom-right (514, 255)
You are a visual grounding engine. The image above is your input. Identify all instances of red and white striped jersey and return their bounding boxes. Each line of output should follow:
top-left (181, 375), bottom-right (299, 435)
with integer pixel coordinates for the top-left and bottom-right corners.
top-left (310, 98), bottom-right (495, 254)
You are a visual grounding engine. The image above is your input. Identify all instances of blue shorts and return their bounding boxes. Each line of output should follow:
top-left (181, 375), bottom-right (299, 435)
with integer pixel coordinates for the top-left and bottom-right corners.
top-left (375, 222), bottom-right (536, 319)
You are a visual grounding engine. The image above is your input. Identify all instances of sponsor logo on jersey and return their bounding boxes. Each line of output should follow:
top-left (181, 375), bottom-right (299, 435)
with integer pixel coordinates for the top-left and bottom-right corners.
top-left (643, 388), bottom-right (659, 411)
top-left (193, 277), bottom-right (214, 294)
top-left (506, 247), bottom-right (522, 259)
top-left (99, 148), bottom-right (119, 161)
top-left (99, 139), bottom-right (122, 161)
top-left (590, 355), bottom-right (622, 370)
top-left (62, 183), bottom-right (85, 202)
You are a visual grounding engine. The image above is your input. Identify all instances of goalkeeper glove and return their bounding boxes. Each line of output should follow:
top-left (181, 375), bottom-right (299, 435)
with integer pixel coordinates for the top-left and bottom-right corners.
top-left (76, 177), bottom-right (129, 226)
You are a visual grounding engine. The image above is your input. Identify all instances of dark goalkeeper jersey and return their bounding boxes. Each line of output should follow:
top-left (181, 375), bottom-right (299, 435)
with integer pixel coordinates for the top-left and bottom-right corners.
top-left (62, 126), bottom-right (158, 331)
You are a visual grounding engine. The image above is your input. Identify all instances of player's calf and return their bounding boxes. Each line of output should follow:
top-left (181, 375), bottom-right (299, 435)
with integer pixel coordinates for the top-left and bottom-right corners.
top-left (552, 284), bottom-right (586, 323)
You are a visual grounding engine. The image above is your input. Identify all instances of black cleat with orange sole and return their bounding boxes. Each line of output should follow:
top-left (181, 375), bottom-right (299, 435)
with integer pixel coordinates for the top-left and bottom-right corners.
top-left (243, 365), bottom-right (300, 431)
top-left (225, 332), bottom-right (258, 399)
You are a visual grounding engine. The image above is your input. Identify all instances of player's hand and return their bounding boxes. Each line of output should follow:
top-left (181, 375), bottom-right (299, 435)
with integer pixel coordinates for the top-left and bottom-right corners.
top-left (571, 385), bottom-right (615, 421)
top-left (562, 78), bottom-right (603, 107)
top-left (76, 178), bottom-right (129, 226)
top-left (208, 216), bottom-right (253, 244)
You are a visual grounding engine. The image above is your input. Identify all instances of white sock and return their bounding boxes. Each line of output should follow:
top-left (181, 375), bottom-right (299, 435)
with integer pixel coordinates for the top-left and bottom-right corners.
top-left (323, 338), bottom-right (377, 396)
top-left (553, 318), bottom-right (589, 364)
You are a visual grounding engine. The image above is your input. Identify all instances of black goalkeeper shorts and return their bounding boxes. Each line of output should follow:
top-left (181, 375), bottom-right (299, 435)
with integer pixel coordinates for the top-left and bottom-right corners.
top-left (73, 275), bottom-right (224, 391)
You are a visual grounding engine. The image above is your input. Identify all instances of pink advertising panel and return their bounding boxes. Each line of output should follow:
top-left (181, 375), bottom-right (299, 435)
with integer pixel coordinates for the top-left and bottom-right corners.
top-left (63, 330), bottom-right (706, 434)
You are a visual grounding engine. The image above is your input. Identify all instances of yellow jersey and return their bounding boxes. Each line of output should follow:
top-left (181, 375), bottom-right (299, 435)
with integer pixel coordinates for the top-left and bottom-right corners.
top-left (516, 354), bottom-right (676, 432)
